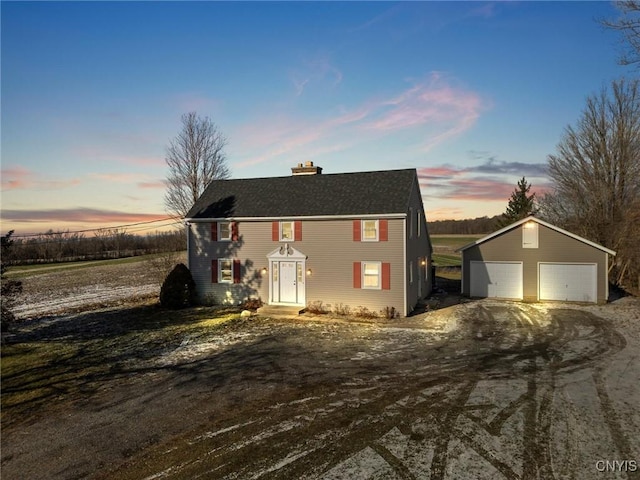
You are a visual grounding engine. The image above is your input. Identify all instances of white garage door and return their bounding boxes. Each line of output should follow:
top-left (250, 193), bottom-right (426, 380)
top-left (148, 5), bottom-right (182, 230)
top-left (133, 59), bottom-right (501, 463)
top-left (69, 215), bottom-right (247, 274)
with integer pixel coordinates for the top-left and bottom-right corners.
top-left (539, 263), bottom-right (597, 303)
top-left (470, 261), bottom-right (523, 300)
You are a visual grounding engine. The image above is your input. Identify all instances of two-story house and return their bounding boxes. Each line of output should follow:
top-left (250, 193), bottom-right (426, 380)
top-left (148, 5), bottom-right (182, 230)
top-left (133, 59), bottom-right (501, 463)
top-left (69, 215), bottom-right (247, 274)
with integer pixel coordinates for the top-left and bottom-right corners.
top-left (184, 162), bottom-right (432, 316)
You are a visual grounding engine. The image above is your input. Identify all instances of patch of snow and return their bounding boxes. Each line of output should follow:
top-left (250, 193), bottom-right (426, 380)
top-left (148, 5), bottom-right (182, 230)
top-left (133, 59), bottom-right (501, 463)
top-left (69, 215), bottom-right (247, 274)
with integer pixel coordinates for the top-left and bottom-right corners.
top-left (251, 449), bottom-right (314, 479)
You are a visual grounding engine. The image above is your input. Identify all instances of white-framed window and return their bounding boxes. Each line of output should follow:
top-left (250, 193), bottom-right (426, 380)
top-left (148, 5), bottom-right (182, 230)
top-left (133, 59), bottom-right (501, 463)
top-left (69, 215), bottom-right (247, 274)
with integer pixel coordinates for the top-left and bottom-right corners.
top-left (297, 263), bottom-right (303, 283)
top-left (362, 220), bottom-right (379, 241)
top-left (362, 261), bottom-right (381, 289)
top-left (417, 210), bottom-right (421, 237)
top-left (218, 222), bottom-right (231, 241)
top-left (409, 207), bottom-right (414, 238)
top-left (522, 221), bottom-right (539, 248)
top-left (219, 259), bottom-right (233, 283)
top-left (280, 221), bottom-right (294, 241)
top-left (409, 261), bottom-right (414, 284)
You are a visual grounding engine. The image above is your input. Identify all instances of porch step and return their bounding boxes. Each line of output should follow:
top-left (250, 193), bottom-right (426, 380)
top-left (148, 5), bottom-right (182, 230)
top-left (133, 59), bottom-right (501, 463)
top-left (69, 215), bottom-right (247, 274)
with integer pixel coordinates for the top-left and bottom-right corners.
top-left (257, 305), bottom-right (305, 316)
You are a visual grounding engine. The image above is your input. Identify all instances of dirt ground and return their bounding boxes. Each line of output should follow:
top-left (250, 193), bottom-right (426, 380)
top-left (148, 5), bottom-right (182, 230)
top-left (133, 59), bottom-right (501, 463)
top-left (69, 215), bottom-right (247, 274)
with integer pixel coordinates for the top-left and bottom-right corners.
top-left (2, 296), bottom-right (639, 480)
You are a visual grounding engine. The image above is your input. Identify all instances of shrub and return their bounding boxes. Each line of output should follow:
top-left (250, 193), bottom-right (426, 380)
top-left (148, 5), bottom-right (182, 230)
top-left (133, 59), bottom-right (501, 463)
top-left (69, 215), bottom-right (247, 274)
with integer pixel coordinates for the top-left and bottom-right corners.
top-left (242, 297), bottom-right (263, 311)
top-left (333, 303), bottom-right (351, 316)
top-left (160, 263), bottom-right (197, 309)
top-left (380, 306), bottom-right (399, 319)
top-left (353, 306), bottom-right (377, 319)
top-left (1, 231), bottom-right (23, 334)
top-left (306, 300), bottom-right (328, 314)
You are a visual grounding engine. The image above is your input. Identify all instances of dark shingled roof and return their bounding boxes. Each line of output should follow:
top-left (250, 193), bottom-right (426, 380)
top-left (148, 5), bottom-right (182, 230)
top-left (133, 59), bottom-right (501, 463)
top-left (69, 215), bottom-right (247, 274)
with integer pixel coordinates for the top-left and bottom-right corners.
top-left (186, 168), bottom-right (418, 219)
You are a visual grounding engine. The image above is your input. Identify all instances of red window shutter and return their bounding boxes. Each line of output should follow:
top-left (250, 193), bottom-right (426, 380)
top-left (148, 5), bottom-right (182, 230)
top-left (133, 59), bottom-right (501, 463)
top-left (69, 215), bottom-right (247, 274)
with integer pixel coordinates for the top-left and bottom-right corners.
top-left (211, 222), bottom-right (218, 241)
top-left (231, 222), bottom-right (239, 241)
top-left (211, 259), bottom-right (218, 283)
top-left (272, 221), bottom-right (279, 241)
top-left (294, 221), bottom-right (302, 241)
top-left (379, 219), bottom-right (388, 241)
top-left (353, 262), bottom-right (362, 289)
top-left (382, 263), bottom-right (391, 290)
top-left (233, 259), bottom-right (241, 284)
top-left (353, 220), bottom-right (361, 242)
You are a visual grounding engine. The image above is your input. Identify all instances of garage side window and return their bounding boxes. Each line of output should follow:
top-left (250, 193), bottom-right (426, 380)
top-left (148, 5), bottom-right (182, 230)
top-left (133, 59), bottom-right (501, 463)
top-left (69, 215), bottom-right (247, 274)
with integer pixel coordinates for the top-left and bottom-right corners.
top-left (522, 221), bottom-right (538, 248)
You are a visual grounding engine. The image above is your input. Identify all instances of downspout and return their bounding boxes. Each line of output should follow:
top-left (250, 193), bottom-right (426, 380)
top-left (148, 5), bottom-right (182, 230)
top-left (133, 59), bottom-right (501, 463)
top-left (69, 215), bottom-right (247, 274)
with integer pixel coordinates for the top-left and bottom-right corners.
top-left (185, 221), bottom-right (191, 270)
top-left (403, 216), bottom-right (407, 317)
top-left (605, 252), bottom-right (609, 302)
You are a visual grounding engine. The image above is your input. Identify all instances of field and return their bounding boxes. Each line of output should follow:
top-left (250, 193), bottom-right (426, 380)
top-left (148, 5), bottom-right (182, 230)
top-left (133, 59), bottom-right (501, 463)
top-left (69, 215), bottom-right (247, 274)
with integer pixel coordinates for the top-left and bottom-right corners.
top-left (430, 234), bottom-right (483, 267)
top-left (7, 251), bottom-right (186, 319)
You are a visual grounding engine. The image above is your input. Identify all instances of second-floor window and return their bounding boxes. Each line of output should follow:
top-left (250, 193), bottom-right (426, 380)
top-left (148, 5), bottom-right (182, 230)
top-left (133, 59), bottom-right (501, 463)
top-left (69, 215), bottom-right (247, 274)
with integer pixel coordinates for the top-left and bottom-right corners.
top-left (280, 221), bottom-right (294, 241)
top-left (362, 220), bottom-right (379, 241)
top-left (219, 222), bottom-right (231, 241)
top-left (272, 221), bottom-right (302, 241)
top-left (211, 221), bottom-right (237, 241)
top-left (353, 219), bottom-right (388, 242)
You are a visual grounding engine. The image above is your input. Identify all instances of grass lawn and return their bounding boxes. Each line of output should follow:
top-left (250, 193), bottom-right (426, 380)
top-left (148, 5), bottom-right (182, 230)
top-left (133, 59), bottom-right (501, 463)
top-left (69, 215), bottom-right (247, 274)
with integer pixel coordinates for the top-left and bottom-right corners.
top-left (432, 253), bottom-right (461, 267)
top-left (430, 234), bottom-right (482, 267)
top-left (0, 302), bottom-right (243, 428)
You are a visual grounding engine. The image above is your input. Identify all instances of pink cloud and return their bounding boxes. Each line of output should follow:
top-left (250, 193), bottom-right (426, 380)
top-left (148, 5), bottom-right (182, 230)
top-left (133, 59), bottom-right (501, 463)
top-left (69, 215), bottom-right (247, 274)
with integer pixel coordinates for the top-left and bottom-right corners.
top-left (426, 206), bottom-right (465, 220)
top-left (114, 155), bottom-right (165, 167)
top-left (138, 181), bottom-right (166, 189)
top-left (444, 178), bottom-right (516, 201)
top-left (89, 173), bottom-right (146, 183)
top-left (235, 72), bottom-right (486, 168)
top-left (417, 166), bottom-right (463, 181)
top-left (1, 208), bottom-right (168, 224)
top-left (364, 74), bottom-right (483, 152)
top-left (1, 166), bottom-right (81, 191)
top-left (1, 166), bottom-right (34, 190)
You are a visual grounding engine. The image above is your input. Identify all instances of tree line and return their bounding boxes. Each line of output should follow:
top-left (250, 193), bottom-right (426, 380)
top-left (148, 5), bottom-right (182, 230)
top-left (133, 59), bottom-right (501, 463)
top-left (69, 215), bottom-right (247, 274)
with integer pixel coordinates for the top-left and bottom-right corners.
top-left (427, 216), bottom-right (502, 235)
top-left (4, 228), bottom-right (186, 266)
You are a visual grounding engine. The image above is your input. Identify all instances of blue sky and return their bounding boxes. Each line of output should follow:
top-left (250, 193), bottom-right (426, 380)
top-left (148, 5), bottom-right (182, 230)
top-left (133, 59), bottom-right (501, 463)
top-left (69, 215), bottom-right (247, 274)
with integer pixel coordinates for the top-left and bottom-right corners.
top-left (1, 1), bottom-right (626, 235)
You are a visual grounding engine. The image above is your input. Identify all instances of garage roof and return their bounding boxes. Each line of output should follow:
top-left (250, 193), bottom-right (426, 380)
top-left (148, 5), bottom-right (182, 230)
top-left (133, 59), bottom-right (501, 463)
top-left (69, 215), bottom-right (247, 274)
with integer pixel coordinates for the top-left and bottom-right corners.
top-left (457, 216), bottom-right (616, 256)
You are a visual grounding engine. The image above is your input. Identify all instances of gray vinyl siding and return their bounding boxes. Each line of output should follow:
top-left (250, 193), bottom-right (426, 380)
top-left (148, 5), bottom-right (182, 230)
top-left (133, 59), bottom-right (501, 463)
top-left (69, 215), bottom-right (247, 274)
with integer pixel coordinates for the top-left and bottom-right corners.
top-left (462, 223), bottom-right (608, 303)
top-left (188, 218), bottom-right (407, 314)
top-left (405, 178), bottom-right (433, 313)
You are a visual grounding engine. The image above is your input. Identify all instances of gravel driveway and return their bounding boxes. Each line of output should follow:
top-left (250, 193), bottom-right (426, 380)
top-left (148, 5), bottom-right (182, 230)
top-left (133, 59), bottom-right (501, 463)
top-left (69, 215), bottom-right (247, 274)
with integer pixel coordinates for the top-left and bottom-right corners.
top-left (2, 298), bottom-right (639, 480)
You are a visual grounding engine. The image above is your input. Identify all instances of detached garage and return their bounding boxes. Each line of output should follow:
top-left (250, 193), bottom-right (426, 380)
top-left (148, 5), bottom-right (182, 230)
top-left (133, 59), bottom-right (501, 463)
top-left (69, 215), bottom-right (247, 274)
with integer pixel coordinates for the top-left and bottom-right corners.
top-left (459, 216), bottom-right (616, 304)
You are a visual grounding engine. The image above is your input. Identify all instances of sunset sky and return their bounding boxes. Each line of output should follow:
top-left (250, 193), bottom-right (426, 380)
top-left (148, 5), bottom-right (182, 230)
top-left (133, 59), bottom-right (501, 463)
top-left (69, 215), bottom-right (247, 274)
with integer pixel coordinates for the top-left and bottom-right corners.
top-left (1, 1), bottom-right (627, 236)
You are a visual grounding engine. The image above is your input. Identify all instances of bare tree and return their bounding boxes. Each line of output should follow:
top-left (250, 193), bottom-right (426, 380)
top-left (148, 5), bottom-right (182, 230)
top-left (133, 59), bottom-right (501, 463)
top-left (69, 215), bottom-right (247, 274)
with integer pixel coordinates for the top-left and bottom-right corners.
top-left (164, 112), bottom-right (231, 218)
top-left (539, 79), bottom-right (640, 292)
top-left (602, 0), bottom-right (640, 67)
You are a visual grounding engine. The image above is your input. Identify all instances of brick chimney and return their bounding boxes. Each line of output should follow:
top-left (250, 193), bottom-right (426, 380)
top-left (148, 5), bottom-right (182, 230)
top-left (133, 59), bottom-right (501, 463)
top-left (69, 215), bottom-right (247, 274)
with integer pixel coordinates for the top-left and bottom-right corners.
top-left (291, 161), bottom-right (322, 175)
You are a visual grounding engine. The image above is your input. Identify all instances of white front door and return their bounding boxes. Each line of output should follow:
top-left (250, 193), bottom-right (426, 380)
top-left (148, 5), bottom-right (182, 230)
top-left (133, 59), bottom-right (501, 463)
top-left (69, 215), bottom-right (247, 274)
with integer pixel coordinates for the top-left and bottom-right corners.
top-left (268, 245), bottom-right (306, 306)
top-left (279, 261), bottom-right (297, 303)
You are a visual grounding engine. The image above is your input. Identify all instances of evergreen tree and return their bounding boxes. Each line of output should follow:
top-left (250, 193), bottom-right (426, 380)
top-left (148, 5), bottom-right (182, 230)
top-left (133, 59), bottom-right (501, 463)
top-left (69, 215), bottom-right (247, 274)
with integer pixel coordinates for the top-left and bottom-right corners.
top-left (160, 263), bottom-right (197, 309)
top-left (1, 231), bottom-right (23, 333)
top-left (498, 177), bottom-right (537, 227)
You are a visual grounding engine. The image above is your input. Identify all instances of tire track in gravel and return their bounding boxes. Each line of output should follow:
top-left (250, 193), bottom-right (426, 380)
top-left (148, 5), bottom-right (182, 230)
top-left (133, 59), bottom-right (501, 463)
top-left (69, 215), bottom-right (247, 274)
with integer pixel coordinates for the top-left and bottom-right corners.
top-left (100, 303), bottom-right (631, 480)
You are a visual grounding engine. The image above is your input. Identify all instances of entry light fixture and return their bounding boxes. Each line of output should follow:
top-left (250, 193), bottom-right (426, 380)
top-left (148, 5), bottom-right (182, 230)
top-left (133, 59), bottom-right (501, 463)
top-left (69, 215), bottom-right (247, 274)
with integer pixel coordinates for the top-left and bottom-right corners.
top-left (261, 267), bottom-right (267, 275)
top-left (421, 259), bottom-right (427, 266)
top-left (306, 268), bottom-right (312, 276)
